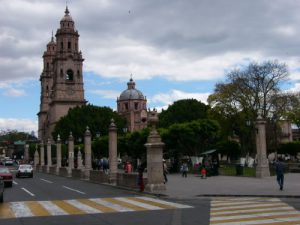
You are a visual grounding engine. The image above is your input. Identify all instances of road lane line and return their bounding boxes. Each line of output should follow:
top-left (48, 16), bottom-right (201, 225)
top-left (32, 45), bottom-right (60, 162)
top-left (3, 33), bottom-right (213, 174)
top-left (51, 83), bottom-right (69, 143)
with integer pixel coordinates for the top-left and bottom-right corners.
top-left (0, 203), bottom-right (15, 219)
top-left (38, 201), bottom-right (68, 216)
top-left (62, 185), bottom-right (85, 194)
top-left (10, 202), bottom-right (34, 217)
top-left (116, 197), bottom-right (163, 210)
top-left (52, 200), bottom-right (85, 215)
top-left (40, 178), bottom-right (53, 184)
top-left (65, 199), bottom-right (102, 214)
top-left (77, 199), bottom-right (117, 213)
top-left (26, 201), bottom-right (51, 217)
top-left (13, 181), bottom-right (18, 185)
top-left (89, 198), bottom-right (134, 212)
top-left (21, 187), bottom-right (35, 196)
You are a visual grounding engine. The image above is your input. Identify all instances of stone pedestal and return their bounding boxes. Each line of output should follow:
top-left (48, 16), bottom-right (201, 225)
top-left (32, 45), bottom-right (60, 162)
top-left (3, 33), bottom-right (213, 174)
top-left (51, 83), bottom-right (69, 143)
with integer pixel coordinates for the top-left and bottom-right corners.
top-left (83, 127), bottom-right (92, 180)
top-left (68, 132), bottom-right (74, 177)
top-left (255, 117), bottom-right (270, 178)
top-left (34, 149), bottom-right (39, 170)
top-left (56, 135), bottom-right (62, 175)
top-left (109, 119), bottom-right (118, 185)
top-left (145, 110), bottom-right (166, 192)
top-left (24, 144), bottom-right (29, 162)
top-left (40, 142), bottom-right (45, 166)
top-left (46, 138), bottom-right (52, 173)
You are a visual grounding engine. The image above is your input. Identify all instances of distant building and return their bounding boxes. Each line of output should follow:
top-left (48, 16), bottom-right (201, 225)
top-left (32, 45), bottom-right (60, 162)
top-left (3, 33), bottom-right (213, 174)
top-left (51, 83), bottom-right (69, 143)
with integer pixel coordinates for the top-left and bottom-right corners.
top-left (117, 78), bottom-right (148, 132)
top-left (37, 7), bottom-right (86, 142)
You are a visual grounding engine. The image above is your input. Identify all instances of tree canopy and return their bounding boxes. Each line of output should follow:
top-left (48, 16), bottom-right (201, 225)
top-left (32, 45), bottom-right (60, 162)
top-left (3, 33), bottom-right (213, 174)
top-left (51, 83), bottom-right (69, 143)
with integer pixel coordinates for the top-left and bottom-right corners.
top-left (52, 104), bottom-right (126, 143)
top-left (158, 99), bottom-right (209, 128)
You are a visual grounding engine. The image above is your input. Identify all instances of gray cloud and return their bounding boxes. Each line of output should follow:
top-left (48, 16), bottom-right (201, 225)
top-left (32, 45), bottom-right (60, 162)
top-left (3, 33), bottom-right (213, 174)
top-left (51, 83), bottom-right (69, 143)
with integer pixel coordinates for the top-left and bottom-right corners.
top-left (1, 0), bottom-right (300, 83)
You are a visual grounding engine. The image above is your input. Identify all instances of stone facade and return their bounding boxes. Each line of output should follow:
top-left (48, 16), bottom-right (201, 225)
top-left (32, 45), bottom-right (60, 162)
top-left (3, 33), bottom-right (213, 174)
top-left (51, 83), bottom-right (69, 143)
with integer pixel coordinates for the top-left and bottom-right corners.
top-left (117, 78), bottom-right (148, 132)
top-left (38, 7), bottom-right (86, 142)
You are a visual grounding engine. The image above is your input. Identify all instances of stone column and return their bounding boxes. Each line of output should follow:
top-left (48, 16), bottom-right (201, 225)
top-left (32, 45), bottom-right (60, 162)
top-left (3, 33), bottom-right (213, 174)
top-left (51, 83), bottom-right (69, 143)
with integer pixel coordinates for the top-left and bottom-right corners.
top-left (34, 149), bottom-right (39, 167)
top-left (145, 109), bottom-right (166, 192)
top-left (83, 126), bottom-right (92, 179)
top-left (109, 119), bottom-right (118, 185)
top-left (255, 116), bottom-right (270, 178)
top-left (46, 138), bottom-right (52, 172)
top-left (77, 150), bottom-right (83, 170)
top-left (40, 141), bottom-right (45, 166)
top-left (24, 144), bottom-right (29, 162)
top-left (84, 126), bottom-right (92, 170)
top-left (68, 132), bottom-right (74, 176)
top-left (56, 134), bottom-right (62, 174)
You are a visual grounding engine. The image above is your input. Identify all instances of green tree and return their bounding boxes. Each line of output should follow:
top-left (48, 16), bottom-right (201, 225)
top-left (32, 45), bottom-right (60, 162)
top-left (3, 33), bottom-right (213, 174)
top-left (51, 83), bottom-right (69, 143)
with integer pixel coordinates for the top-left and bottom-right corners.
top-left (161, 119), bottom-right (220, 158)
top-left (52, 104), bottom-right (126, 142)
top-left (159, 99), bottom-right (209, 128)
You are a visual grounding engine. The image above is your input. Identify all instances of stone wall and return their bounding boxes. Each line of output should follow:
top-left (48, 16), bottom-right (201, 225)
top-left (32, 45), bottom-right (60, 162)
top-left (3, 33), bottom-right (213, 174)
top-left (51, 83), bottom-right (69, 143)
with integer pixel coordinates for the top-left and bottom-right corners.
top-left (59, 167), bottom-right (69, 177)
top-left (72, 169), bottom-right (83, 179)
top-left (89, 171), bottom-right (109, 184)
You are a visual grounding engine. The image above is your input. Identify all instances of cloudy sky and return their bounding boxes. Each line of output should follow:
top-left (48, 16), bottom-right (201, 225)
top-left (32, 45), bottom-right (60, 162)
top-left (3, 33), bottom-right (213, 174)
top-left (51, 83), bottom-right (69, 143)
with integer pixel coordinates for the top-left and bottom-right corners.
top-left (1, 0), bottom-right (300, 135)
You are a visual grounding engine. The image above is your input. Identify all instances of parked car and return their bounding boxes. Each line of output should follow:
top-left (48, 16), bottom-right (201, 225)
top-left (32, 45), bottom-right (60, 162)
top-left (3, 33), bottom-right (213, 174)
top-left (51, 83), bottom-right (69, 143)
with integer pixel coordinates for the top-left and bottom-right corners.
top-left (16, 164), bottom-right (33, 178)
top-left (0, 167), bottom-right (13, 187)
top-left (0, 177), bottom-right (4, 203)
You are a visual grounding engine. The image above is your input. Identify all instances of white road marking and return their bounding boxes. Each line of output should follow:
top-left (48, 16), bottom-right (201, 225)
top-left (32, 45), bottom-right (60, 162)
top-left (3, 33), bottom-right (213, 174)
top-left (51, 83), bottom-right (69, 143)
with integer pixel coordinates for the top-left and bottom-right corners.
top-left (136, 197), bottom-right (193, 209)
top-left (65, 199), bottom-right (102, 213)
top-left (211, 206), bottom-right (295, 215)
top-left (89, 198), bottom-right (134, 212)
top-left (211, 217), bottom-right (300, 225)
top-left (38, 201), bottom-right (68, 216)
top-left (13, 181), bottom-right (18, 185)
top-left (210, 210), bottom-right (300, 221)
top-left (62, 185), bottom-right (85, 194)
top-left (21, 187), bottom-right (35, 196)
top-left (115, 197), bottom-right (163, 210)
top-left (40, 178), bottom-right (53, 184)
top-left (10, 202), bottom-right (34, 217)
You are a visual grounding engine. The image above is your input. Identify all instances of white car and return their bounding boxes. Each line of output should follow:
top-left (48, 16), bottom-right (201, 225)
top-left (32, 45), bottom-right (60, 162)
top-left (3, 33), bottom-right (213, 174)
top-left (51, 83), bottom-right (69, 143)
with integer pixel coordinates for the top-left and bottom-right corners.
top-left (16, 164), bottom-right (33, 178)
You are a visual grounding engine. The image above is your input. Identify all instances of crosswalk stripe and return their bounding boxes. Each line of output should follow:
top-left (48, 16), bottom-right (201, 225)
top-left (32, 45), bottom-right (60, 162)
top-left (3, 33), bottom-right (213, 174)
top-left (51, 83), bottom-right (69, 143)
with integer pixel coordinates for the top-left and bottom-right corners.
top-left (115, 197), bottom-right (163, 210)
top-left (211, 207), bottom-right (295, 216)
top-left (211, 211), bottom-right (300, 221)
top-left (103, 198), bottom-right (146, 211)
top-left (38, 201), bottom-right (68, 216)
top-left (10, 202), bottom-right (34, 217)
top-left (136, 197), bottom-right (193, 209)
top-left (65, 199), bottom-right (102, 214)
top-left (89, 198), bottom-right (134, 212)
top-left (130, 197), bottom-right (176, 209)
top-left (26, 201), bottom-right (51, 217)
top-left (0, 203), bottom-right (15, 219)
top-left (0, 196), bottom-right (193, 219)
top-left (77, 199), bottom-right (117, 213)
top-left (52, 200), bottom-right (85, 215)
top-left (210, 197), bottom-right (300, 225)
top-left (211, 203), bottom-right (287, 211)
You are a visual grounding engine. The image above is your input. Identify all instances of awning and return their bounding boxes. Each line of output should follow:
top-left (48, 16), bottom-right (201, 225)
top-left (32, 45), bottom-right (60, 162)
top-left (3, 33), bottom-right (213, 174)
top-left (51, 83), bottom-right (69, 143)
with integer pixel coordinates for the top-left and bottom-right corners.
top-left (200, 149), bottom-right (217, 155)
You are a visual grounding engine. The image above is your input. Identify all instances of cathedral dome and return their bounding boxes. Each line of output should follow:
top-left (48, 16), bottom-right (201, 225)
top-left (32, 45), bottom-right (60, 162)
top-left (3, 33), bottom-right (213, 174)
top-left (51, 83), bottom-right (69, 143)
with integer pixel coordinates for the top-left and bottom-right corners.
top-left (61, 6), bottom-right (74, 22)
top-left (119, 78), bottom-right (145, 100)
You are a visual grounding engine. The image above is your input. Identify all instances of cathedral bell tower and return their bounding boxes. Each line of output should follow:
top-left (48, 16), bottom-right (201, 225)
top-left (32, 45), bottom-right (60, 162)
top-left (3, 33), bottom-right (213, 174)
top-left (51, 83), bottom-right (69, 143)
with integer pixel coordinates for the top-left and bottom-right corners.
top-left (38, 7), bottom-right (86, 142)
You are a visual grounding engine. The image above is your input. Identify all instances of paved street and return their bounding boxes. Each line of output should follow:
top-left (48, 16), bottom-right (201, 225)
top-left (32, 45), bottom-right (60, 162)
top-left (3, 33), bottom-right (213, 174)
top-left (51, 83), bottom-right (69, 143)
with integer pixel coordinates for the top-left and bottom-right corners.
top-left (0, 172), bottom-right (208, 225)
top-left (1, 172), bottom-right (300, 225)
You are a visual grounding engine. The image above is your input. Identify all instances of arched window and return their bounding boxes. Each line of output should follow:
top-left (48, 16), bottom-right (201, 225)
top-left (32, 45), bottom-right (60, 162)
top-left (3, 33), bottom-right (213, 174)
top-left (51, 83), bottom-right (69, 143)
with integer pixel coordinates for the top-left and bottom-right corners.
top-left (77, 70), bottom-right (80, 78)
top-left (66, 69), bottom-right (74, 81)
top-left (61, 42), bottom-right (63, 50)
top-left (68, 41), bottom-right (71, 50)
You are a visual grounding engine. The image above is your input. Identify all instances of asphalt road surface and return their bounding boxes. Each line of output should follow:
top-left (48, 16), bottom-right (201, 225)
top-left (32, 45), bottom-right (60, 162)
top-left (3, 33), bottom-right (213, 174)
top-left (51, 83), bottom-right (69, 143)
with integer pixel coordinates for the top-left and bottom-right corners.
top-left (0, 172), bottom-right (210, 225)
top-left (1, 172), bottom-right (300, 225)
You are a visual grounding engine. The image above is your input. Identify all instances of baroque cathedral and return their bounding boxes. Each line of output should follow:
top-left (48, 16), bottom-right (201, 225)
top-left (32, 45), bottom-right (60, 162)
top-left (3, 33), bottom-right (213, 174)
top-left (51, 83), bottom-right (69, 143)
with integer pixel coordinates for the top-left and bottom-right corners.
top-left (38, 7), bottom-right (147, 142)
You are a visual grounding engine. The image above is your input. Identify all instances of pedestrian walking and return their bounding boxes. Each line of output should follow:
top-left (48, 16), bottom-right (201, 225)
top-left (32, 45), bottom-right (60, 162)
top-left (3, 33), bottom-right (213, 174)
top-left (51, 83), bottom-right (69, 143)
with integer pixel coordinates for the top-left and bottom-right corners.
top-left (201, 166), bottom-right (207, 179)
top-left (275, 157), bottom-right (285, 190)
top-left (163, 160), bottom-right (168, 183)
top-left (180, 162), bottom-right (188, 178)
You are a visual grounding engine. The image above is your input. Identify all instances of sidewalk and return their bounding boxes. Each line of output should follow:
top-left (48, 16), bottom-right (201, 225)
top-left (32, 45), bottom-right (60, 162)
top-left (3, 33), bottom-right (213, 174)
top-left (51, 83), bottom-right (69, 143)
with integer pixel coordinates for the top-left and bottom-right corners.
top-left (157, 173), bottom-right (300, 199)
